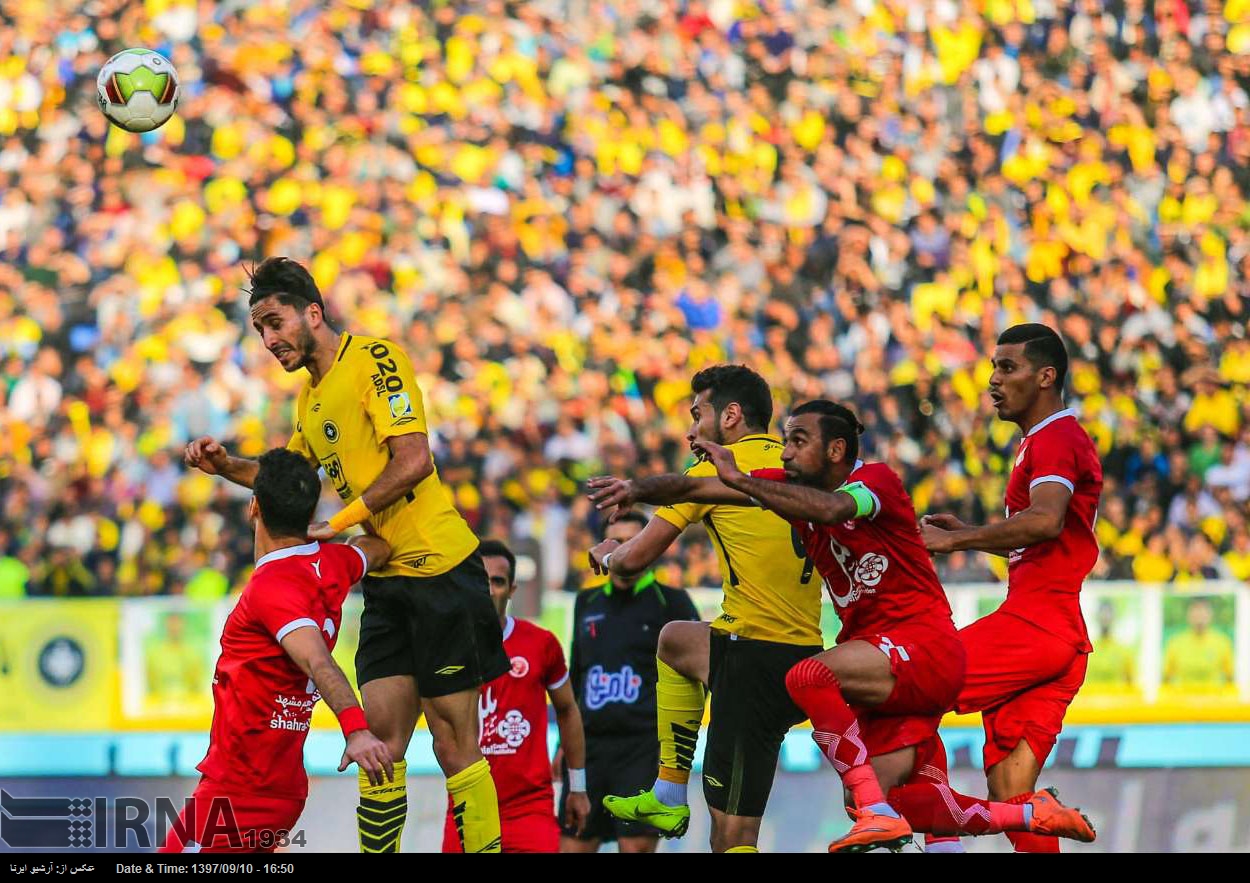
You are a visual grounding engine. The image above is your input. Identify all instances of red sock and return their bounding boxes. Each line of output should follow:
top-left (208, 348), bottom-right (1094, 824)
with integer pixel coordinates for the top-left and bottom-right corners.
top-left (887, 783), bottom-right (1028, 835)
top-left (785, 658), bottom-right (884, 808)
top-left (1004, 793), bottom-right (1059, 852)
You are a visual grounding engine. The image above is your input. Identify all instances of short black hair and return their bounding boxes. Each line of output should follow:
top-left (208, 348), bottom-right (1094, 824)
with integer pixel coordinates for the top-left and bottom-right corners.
top-left (246, 257), bottom-right (325, 310)
top-left (690, 364), bottom-right (772, 432)
top-left (790, 399), bottom-right (865, 462)
top-left (254, 448), bottom-right (321, 539)
top-left (997, 323), bottom-right (1068, 389)
top-left (605, 511), bottom-right (649, 538)
top-left (478, 539), bottom-right (517, 585)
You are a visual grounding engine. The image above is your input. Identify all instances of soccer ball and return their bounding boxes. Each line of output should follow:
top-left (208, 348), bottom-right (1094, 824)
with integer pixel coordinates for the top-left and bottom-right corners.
top-left (96, 48), bottom-right (180, 133)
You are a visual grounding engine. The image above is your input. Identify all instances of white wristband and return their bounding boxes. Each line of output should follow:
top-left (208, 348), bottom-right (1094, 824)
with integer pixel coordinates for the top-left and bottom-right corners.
top-left (568, 768), bottom-right (587, 792)
top-left (601, 552), bottom-right (613, 573)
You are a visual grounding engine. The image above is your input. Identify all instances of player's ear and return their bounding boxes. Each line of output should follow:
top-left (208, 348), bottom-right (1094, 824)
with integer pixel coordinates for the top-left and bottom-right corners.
top-left (722, 401), bottom-right (742, 430)
top-left (1038, 365), bottom-right (1056, 389)
top-left (247, 497), bottom-right (259, 524)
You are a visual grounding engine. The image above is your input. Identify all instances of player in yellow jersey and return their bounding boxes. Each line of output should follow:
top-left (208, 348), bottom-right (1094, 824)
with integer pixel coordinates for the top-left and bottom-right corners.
top-left (585, 365), bottom-right (823, 852)
top-left (184, 258), bottom-right (507, 854)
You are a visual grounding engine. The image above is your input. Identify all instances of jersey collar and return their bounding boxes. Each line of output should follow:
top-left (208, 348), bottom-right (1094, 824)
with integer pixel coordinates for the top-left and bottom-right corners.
top-left (256, 541), bottom-right (320, 570)
top-left (734, 433), bottom-right (781, 445)
top-left (603, 570), bottom-right (658, 597)
top-left (1026, 407), bottom-right (1076, 436)
top-left (502, 615), bottom-right (515, 641)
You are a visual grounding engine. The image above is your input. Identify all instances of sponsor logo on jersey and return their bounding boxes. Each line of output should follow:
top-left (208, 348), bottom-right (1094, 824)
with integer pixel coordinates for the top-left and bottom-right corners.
top-left (269, 693), bottom-right (316, 732)
top-left (509, 656), bottom-right (530, 678)
top-left (322, 420), bottom-right (340, 443)
top-left (388, 392), bottom-right (412, 418)
top-left (584, 664), bottom-right (643, 710)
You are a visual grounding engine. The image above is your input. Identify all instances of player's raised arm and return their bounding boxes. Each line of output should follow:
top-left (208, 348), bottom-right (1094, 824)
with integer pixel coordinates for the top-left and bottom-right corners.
top-left (346, 534), bottom-right (392, 573)
top-left (279, 627), bottom-right (394, 786)
top-left (184, 436), bottom-right (259, 489)
top-left (587, 472), bottom-right (751, 515)
top-left (922, 481), bottom-right (1070, 555)
top-left (691, 438), bottom-right (865, 526)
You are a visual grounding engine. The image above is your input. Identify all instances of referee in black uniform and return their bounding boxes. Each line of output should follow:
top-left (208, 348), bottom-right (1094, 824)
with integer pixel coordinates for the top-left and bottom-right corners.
top-left (558, 512), bottom-right (700, 853)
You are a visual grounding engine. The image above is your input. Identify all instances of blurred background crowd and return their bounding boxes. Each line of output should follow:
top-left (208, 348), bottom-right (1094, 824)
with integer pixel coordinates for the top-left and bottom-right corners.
top-left (2, 0), bottom-right (1249, 601)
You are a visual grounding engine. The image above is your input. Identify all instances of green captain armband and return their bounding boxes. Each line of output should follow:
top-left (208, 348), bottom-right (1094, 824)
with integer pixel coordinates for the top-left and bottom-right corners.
top-left (838, 481), bottom-right (877, 519)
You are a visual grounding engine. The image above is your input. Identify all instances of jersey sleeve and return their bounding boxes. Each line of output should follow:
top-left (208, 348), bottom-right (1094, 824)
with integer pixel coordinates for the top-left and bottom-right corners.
top-left (749, 467), bottom-right (788, 482)
top-left (362, 341), bottom-right (428, 442)
top-left (653, 460), bottom-right (719, 531)
top-left (842, 466), bottom-right (890, 521)
top-left (251, 578), bottom-right (319, 644)
top-left (331, 542), bottom-right (369, 585)
top-left (542, 629), bottom-right (570, 691)
top-left (1027, 429), bottom-right (1083, 495)
top-left (287, 394), bottom-right (317, 464)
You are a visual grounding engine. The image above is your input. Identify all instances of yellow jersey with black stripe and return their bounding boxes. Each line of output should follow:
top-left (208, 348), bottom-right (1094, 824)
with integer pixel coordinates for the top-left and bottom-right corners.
top-left (287, 333), bottom-right (478, 578)
top-left (654, 434), bottom-right (822, 646)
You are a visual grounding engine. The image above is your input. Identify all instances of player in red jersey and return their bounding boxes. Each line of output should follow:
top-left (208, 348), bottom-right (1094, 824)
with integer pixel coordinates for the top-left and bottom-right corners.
top-left (922, 324), bottom-right (1103, 853)
top-left (161, 449), bottom-right (393, 853)
top-left (442, 540), bottom-right (591, 852)
top-left (600, 399), bottom-right (1092, 852)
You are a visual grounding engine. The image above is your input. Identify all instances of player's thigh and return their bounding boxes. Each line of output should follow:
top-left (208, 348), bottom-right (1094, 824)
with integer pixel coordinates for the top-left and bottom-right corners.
top-left (501, 813), bottom-right (561, 853)
top-left (867, 627), bottom-right (966, 717)
top-left (165, 782), bottom-right (303, 853)
top-left (983, 651), bottom-right (1088, 787)
top-left (869, 744), bottom-right (918, 792)
top-left (956, 611), bottom-right (1077, 713)
top-left (658, 619), bottom-right (711, 684)
top-left (422, 686), bottom-right (482, 771)
top-left (411, 555), bottom-right (510, 702)
top-left (815, 640), bottom-right (896, 705)
top-left (703, 633), bottom-right (818, 820)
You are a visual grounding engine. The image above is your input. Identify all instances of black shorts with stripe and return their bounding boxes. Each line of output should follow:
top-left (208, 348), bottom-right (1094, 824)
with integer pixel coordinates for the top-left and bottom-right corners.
top-left (702, 630), bottom-right (821, 818)
top-left (355, 551), bottom-right (509, 698)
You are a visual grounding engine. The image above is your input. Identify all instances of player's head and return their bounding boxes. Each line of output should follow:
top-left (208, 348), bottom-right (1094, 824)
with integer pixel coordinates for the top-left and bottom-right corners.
top-left (990, 324), bottom-right (1068, 423)
top-left (247, 257), bottom-right (332, 373)
top-left (782, 400), bottom-right (864, 488)
top-left (249, 448), bottom-right (321, 542)
top-left (688, 365), bottom-right (773, 448)
top-left (1187, 597), bottom-right (1214, 633)
top-left (479, 539), bottom-right (517, 618)
top-left (604, 511), bottom-right (649, 590)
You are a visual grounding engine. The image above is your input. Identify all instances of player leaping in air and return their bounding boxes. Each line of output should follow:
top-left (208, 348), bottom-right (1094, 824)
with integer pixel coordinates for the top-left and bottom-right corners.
top-left (592, 399), bottom-right (1095, 852)
top-left (920, 323), bottom-right (1104, 853)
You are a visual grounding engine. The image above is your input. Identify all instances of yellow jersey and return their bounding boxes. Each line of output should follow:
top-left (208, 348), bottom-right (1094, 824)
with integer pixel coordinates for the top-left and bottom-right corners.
top-left (288, 333), bottom-right (478, 578)
top-left (654, 434), bottom-right (823, 646)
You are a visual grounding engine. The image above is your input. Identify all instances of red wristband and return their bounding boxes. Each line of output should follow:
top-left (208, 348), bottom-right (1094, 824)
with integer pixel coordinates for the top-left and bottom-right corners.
top-left (338, 706), bottom-right (368, 739)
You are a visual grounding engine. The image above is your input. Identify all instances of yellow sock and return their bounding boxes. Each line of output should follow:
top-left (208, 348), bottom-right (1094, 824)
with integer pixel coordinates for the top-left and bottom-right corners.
top-left (656, 658), bottom-right (706, 786)
top-left (725, 846), bottom-right (760, 853)
top-left (357, 759), bottom-right (407, 853)
top-left (446, 758), bottom-right (501, 853)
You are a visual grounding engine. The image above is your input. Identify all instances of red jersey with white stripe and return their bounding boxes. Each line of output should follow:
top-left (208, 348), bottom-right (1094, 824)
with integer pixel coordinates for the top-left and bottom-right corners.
top-left (197, 541), bottom-right (367, 800)
top-left (1000, 408), bottom-right (1103, 652)
top-left (475, 616), bottom-right (568, 818)
top-left (752, 462), bottom-right (956, 642)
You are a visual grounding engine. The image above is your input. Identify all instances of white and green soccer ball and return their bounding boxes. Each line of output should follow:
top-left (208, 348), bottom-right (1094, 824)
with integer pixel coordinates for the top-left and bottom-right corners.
top-left (96, 48), bottom-right (180, 133)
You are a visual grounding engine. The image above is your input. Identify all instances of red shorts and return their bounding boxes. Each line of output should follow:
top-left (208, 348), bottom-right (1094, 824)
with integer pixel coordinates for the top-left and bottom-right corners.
top-left (850, 627), bottom-right (966, 757)
top-left (159, 779), bottom-right (305, 854)
top-left (956, 610), bottom-right (1088, 772)
top-left (441, 808), bottom-right (559, 854)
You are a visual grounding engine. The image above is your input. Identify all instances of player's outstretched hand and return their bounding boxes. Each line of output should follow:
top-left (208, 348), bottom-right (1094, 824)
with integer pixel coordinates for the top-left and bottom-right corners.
top-left (341, 729), bottom-right (394, 787)
top-left (564, 790), bottom-right (591, 837)
top-left (690, 439), bottom-right (743, 483)
top-left (588, 539), bottom-right (621, 576)
top-left (587, 476), bottom-right (635, 521)
top-left (184, 436), bottom-right (229, 475)
top-left (920, 513), bottom-right (968, 532)
top-left (920, 522), bottom-right (957, 554)
top-left (307, 521), bottom-right (337, 541)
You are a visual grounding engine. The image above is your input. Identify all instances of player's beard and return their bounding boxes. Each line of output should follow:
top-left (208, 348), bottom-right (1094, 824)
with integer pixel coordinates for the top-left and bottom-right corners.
top-left (290, 321), bottom-right (318, 371)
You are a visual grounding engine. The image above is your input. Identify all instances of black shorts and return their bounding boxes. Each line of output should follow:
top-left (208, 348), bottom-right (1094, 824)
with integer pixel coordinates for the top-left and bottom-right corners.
top-left (703, 631), bottom-right (821, 818)
top-left (559, 732), bottom-right (659, 843)
top-left (355, 551), bottom-right (509, 698)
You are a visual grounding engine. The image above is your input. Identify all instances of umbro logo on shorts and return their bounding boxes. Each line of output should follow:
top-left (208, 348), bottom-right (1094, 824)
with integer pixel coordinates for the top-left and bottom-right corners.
top-left (436, 665), bottom-right (465, 676)
top-left (704, 776), bottom-right (724, 788)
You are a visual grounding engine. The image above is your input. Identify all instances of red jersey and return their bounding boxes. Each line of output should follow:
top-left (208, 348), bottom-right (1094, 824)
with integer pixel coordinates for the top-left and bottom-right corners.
top-left (197, 541), bottom-right (367, 800)
top-left (753, 462), bottom-right (955, 641)
top-left (476, 616), bottom-right (568, 819)
top-left (1000, 408), bottom-right (1103, 652)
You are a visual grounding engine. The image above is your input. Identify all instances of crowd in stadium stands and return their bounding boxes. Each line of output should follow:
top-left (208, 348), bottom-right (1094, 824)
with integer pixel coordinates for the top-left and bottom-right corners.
top-left (2, 0), bottom-right (1250, 602)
